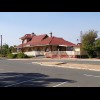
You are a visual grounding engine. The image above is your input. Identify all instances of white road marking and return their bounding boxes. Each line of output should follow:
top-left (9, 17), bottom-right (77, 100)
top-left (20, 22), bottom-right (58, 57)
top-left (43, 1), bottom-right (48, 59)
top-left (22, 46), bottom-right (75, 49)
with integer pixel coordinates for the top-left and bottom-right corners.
top-left (84, 74), bottom-right (100, 78)
top-left (52, 81), bottom-right (68, 87)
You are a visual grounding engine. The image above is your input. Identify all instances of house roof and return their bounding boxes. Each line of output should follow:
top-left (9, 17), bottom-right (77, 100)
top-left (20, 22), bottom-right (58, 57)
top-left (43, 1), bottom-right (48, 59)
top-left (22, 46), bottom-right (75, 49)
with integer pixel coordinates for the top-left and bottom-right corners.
top-left (27, 34), bottom-right (48, 46)
top-left (40, 36), bottom-right (76, 46)
top-left (16, 34), bottom-right (76, 48)
top-left (20, 34), bottom-right (33, 40)
top-left (16, 43), bottom-right (28, 48)
top-left (17, 34), bottom-right (48, 48)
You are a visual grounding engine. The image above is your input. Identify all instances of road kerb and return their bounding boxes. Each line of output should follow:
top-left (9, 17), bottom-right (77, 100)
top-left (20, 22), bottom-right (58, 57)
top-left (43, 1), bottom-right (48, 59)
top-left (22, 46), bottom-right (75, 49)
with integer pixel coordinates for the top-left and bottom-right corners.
top-left (32, 62), bottom-right (100, 72)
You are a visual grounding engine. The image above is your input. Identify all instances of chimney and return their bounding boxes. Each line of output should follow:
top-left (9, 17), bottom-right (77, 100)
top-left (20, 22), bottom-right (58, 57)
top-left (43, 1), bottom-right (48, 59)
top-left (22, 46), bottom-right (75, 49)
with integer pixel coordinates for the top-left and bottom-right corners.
top-left (50, 32), bottom-right (52, 37)
top-left (31, 32), bottom-right (36, 36)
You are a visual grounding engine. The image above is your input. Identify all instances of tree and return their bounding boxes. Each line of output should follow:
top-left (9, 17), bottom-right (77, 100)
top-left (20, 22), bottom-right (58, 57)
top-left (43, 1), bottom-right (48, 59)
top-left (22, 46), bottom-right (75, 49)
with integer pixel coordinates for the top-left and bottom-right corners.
top-left (81, 30), bottom-right (98, 58)
top-left (9, 45), bottom-right (17, 53)
top-left (0, 44), bottom-right (17, 57)
top-left (95, 38), bottom-right (100, 58)
top-left (2, 44), bottom-right (10, 56)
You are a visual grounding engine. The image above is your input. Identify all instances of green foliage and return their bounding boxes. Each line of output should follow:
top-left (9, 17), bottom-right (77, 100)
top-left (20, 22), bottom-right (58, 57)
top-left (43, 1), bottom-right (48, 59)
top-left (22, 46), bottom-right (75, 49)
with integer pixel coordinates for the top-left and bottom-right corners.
top-left (82, 30), bottom-right (98, 58)
top-left (9, 46), bottom-right (17, 53)
top-left (95, 38), bottom-right (100, 50)
top-left (28, 56), bottom-right (34, 58)
top-left (7, 53), bottom-right (29, 59)
top-left (0, 44), bottom-right (11, 56)
top-left (87, 51), bottom-right (94, 58)
top-left (0, 43), bottom-right (29, 59)
top-left (76, 55), bottom-right (89, 58)
top-left (7, 53), bottom-right (17, 59)
top-left (17, 53), bottom-right (28, 58)
top-left (95, 38), bottom-right (100, 57)
top-left (0, 44), bottom-right (17, 57)
top-left (0, 54), bottom-right (3, 57)
top-left (2, 44), bottom-right (9, 49)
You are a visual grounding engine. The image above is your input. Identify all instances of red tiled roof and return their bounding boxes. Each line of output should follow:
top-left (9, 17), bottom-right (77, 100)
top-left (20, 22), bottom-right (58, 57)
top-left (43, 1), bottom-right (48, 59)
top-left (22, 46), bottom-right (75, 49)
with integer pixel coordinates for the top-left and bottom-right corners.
top-left (27, 34), bottom-right (48, 46)
top-left (20, 34), bottom-right (33, 40)
top-left (39, 37), bottom-right (53, 45)
top-left (16, 43), bottom-right (27, 48)
top-left (40, 36), bottom-right (76, 46)
top-left (17, 34), bottom-right (76, 48)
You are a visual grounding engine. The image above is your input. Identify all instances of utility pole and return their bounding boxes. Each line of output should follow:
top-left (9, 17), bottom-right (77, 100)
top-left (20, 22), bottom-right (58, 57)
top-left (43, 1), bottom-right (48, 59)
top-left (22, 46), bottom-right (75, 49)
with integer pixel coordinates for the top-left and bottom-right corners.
top-left (80, 31), bottom-right (82, 58)
top-left (0, 35), bottom-right (2, 56)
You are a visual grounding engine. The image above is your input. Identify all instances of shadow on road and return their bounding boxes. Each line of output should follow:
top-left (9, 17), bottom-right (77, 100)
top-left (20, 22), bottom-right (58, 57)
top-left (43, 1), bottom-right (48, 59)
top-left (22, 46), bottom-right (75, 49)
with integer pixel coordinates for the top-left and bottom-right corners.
top-left (0, 72), bottom-right (76, 87)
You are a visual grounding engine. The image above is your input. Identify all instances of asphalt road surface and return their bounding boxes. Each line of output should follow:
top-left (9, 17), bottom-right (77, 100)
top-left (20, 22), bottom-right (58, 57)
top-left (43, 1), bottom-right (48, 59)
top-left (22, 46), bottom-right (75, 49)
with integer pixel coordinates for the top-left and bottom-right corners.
top-left (0, 59), bottom-right (100, 87)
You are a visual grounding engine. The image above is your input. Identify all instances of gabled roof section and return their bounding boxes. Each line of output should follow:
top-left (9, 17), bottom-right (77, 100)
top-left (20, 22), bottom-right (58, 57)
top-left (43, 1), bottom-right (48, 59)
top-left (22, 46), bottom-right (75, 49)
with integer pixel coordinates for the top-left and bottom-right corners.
top-left (40, 36), bottom-right (76, 46)
top-left (27, 34), bottom-right (48, 46)
top-left (20, 34), bottom-right (33, 40)
top-left (40, 36), bottom-right (53, 45)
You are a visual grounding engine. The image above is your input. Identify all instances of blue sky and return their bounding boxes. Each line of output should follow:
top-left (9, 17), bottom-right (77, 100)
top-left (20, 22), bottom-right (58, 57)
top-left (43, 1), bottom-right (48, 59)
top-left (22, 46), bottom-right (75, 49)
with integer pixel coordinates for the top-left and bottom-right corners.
top-left (0, 12), bottom-right (100, 46)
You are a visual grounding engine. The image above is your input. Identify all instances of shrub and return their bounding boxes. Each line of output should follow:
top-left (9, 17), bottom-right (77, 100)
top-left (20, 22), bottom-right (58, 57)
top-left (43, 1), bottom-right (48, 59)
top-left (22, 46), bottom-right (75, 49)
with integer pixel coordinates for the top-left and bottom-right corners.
top-left (7, 53), bottom-right (17, 59)
top-left (76, 55), bottom-right (89, 58)
top-left (0, 54), bottom-right (2, 57)
top-left (28, 56), bottom-right (34, 58)
top-left (17, 53), bottom-right (28, 58)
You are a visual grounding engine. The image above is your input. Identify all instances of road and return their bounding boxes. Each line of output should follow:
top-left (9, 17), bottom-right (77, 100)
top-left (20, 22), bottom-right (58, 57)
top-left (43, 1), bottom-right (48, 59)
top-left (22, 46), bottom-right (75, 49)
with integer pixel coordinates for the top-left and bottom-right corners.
top-left (0, 59), bottom-right (100, 87)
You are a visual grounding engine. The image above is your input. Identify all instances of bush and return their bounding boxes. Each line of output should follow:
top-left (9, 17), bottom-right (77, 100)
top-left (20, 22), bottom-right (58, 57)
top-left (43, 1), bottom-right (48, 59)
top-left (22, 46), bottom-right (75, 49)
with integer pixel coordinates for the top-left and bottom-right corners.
top-left (28, 56), bottom-right (34, 58)
top-left (7, 53), bottom-right (17, 59)
top-left (76, 55), bottom-right (89, 58)
top-left (17, 53), bottom-right (28, 58)
top-left (6, 53), bottom-right (29, 59)
top-left (0, 54), bottom-right (2, 57)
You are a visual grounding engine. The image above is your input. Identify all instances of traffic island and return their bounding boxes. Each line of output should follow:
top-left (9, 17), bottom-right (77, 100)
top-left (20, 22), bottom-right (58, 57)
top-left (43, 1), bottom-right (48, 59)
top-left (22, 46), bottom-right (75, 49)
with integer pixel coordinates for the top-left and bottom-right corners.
top-left (32, 62), bottom-right (100, 71)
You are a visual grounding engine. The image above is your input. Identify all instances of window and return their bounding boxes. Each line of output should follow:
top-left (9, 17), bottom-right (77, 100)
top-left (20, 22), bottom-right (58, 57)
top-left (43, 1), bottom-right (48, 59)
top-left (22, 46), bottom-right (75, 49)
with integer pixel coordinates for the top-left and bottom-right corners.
top-left (45, 47), bottom-right (49, 52)
top-left (66, 47), bottom-right (74, 51)
top-left (28, 48), bottom-right (32, 51)
top-left (37, 48), bottom-right (41, 51)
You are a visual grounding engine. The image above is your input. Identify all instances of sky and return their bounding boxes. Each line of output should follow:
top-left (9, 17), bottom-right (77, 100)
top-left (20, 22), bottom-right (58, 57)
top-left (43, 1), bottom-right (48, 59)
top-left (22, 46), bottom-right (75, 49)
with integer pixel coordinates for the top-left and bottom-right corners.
top-left (0, 12), bottom-right (100, 46)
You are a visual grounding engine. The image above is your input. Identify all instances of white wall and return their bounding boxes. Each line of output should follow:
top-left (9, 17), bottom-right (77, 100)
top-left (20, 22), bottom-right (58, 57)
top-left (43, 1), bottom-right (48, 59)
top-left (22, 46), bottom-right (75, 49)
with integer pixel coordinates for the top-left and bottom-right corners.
top-left (12, 51), bottom-right (39, 56)
top-left (24, 51), bottom-right (36, 56)
top-left (75, 48), bottom-right (80, 51)
top-left (66, 51), bottom-right (75, 55)
top-left (24, 51), bottom-right (45, 56)
top-left (23, 39), bottom-right (27, 43)
top-left (66, 51), bottom-right (80, 55)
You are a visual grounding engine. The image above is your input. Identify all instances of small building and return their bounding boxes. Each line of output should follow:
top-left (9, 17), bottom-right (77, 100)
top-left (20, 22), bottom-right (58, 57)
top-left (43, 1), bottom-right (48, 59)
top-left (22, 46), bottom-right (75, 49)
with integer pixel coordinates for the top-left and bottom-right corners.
top-left (16, 33), bottom-right (80, 58)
